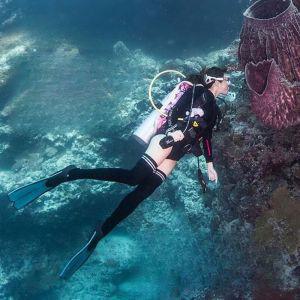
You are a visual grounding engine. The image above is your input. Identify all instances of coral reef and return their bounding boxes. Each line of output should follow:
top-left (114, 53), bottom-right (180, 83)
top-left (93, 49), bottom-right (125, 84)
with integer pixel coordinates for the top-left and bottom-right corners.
top-left (214, 75), bottom-right (300, 294)
top-left (254, 186), bottom-right (300, 254)
top-left (239, 0), bottom-right (300, 129)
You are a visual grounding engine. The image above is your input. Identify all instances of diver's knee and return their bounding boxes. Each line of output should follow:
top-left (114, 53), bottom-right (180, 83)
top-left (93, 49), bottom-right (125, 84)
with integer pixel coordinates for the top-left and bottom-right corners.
top-left (126, 170), bottom-right (143, 186)
top-left (127, 153), bottom-right (158, 186)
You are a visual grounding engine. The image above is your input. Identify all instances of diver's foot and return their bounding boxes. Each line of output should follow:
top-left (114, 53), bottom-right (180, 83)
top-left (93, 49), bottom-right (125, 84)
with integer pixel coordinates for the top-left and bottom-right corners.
top-left (59, 229), bottom-right (103, 279)
top-left (45, 165), bottom-right (77, 188)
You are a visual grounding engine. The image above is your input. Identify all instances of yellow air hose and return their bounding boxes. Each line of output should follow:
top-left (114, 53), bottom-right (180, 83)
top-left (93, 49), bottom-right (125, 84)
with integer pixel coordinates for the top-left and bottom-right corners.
top-left (148, 70), bottom-right (186, 117)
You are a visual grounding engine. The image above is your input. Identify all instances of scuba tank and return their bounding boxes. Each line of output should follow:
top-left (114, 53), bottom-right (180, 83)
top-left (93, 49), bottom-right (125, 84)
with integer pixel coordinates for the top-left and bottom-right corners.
top-left (133, 80), bottom-right (193, 146)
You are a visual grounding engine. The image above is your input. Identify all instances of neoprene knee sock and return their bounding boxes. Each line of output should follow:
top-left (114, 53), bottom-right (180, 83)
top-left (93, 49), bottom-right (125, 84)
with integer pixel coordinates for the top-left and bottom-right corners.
top-left (100, 169), bottom-right (166, 237)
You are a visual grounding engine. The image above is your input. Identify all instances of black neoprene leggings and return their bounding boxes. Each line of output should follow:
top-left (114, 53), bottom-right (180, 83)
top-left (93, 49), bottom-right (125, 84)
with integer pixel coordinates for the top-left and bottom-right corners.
top-left (67, 154), bottom-right (166, 237)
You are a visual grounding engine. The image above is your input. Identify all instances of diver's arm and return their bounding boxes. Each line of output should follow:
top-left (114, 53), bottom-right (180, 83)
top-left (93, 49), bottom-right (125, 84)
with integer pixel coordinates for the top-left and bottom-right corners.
top-left (198, 91), bottom-right (219, 181)
top-left (202, 131), bottom-right (218, 182)
top-left (202, 135), bottom-right (213, 163)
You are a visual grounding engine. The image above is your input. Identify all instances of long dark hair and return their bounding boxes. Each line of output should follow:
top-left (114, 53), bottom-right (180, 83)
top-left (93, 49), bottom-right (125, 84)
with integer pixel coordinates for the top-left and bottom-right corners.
top-left (186, 66), bottom-right (227, 88)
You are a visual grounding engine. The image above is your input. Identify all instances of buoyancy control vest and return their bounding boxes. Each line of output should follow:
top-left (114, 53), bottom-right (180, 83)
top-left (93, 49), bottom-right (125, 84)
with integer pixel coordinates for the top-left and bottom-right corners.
top-left (133, 81), bottom-right (203, 145)
top-left (133, 79), bottom-right (223, 146)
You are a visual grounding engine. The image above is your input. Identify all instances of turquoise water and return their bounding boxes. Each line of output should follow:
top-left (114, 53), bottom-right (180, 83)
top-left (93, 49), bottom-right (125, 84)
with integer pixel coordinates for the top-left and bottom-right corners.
top-left (0, 1), bottom-right (257, 299)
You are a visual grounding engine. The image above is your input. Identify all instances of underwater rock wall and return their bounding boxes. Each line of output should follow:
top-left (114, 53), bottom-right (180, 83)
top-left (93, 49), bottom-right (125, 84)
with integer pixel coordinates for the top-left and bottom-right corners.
top-left (214, 78), bottom-right (300, 296)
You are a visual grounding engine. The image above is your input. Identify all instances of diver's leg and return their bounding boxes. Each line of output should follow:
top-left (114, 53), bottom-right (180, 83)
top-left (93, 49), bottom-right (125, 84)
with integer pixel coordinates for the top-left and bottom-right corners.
top-left (145, 134), bottom-right (173, 166)
top-left (82, 160), bottom-right (177, 259)
top-left (48, 134), bottom-right (171, 187)
top-left (59, 170), bottom-right (167, 279)
top-left (157, 158), bottom-right (177, 177)
top-left (8, 165), bottom-right (77, 210)
top-left (100, 169), bottom-right (166, 237)
top-left (48, 154), bottom-right (157, 187)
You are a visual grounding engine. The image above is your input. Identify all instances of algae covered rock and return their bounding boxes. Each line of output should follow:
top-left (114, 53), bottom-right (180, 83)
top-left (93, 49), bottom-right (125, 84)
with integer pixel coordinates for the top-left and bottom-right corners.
top-left (254, 186), bottom-right (300, 253)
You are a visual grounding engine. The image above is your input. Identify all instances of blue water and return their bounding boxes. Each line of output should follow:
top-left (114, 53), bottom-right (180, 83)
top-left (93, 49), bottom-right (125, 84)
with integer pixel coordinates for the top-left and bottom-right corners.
top-left (0, 1), bottom-right (254, 299)
top-left (7, 0), bottom-right (248, 58)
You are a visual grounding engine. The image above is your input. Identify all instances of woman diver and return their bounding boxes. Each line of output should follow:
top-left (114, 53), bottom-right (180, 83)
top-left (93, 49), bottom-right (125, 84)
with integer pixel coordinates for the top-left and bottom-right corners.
top-left (7, 66), bottom-right (230, 279)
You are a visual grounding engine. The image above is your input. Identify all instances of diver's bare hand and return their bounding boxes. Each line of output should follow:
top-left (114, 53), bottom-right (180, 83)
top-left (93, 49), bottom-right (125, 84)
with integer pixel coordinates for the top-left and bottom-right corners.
top-left (167, 130), bottom-right (184, 142)
top-left (207, 162), bottom-right (218, 182)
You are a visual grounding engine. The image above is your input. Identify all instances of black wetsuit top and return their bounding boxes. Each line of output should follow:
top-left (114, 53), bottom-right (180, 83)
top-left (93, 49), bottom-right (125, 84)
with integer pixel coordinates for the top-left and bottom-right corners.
top-left (160, 85), bottom-right (218, 162)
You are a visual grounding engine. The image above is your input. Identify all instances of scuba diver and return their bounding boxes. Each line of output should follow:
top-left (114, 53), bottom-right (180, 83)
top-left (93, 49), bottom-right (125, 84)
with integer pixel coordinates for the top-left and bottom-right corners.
top-left (7, 66), bottom-right (230, 279)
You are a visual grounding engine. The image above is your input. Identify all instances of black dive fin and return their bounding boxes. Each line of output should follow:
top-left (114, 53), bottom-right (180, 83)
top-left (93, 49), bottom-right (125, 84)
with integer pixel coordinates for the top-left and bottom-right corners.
top-left (59, 230), bottom-right (101, 279)
top-left (8, 165), bottom-right (76, 209)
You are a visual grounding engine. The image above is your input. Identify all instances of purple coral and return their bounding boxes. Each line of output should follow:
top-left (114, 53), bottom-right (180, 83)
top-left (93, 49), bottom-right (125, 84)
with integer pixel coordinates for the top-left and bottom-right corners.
top-left (238, 0), bottom-right (300, 129)
top-left (245, 59), bottom-right (300, 128)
